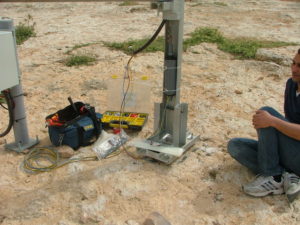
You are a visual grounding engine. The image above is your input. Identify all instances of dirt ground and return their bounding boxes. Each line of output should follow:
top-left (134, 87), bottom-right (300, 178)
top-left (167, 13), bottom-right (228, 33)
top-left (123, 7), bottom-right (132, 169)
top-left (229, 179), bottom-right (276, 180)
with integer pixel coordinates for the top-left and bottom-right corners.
top-left (1, 1), bottom-right (300, 225)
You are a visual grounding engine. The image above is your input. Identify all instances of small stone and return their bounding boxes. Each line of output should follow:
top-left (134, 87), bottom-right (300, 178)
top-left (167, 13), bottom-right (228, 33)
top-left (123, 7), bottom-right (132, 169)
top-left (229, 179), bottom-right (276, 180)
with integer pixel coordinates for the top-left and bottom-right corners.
top-left (203, 147), bottom-right (218, 155)
top-left (214, 193), bottom-right (224, 202)
top-left (0, 215), bottom-right (6, 223)
top-left (126, 220), bottom-right (140, 225)
top-left (143, 212), bottom-right (171, 225)
top-left (234, 90), bottom-right (243, 94)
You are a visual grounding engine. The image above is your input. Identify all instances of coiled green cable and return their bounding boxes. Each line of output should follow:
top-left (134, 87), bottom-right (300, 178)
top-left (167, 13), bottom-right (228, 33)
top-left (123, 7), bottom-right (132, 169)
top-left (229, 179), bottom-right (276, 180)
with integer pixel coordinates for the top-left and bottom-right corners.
top-left (23, 147), bottom-right (98, 174)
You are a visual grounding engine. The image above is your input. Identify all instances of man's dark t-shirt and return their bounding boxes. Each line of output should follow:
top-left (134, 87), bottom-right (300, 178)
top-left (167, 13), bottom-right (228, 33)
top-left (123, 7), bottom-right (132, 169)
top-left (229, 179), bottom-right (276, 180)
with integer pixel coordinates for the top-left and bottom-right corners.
top-left (284, 78), bottom-right (300, 124)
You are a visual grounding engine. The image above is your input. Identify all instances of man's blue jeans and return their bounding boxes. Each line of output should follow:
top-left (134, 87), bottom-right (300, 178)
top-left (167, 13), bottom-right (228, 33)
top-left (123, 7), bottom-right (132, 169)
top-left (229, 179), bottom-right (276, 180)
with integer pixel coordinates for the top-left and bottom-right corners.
top-left (227, 106), bottom-right (300, 176)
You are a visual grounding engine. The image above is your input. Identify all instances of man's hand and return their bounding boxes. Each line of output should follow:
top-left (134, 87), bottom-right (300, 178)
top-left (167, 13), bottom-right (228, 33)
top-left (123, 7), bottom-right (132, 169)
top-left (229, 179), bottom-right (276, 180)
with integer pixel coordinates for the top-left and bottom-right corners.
top-left (252, 110), bottom-right (275, 129)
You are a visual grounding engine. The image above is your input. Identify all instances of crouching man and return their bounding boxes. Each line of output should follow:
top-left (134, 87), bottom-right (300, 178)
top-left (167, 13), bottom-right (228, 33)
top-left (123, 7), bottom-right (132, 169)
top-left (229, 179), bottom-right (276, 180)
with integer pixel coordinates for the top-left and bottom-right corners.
top-left (227, 48), bottom-right (300, 202)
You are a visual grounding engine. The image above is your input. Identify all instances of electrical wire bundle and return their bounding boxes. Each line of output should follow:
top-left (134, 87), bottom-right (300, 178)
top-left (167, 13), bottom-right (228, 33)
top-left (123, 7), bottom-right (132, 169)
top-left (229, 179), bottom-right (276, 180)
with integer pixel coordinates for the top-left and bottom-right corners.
top-left (118, 20), bottom-right (166, 160)
top-left (23, 147), bottom-right (98, 174)
top-left (119, 19), bottom-right (166, 115)
top-left (0, 90), bottom-right (14, 137)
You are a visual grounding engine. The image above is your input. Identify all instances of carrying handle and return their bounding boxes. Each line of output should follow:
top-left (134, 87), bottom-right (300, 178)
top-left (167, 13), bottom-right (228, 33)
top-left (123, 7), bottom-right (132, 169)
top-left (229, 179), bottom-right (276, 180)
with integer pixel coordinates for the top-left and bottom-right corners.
top-left (68, 97), bottom-right (79, 115)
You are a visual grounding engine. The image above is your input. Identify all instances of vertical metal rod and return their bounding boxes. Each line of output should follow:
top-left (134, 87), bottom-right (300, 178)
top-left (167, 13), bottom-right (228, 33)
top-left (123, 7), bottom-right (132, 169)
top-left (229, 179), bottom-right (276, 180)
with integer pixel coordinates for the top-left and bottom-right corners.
top-left (161, 0), bottom-right (186, 146)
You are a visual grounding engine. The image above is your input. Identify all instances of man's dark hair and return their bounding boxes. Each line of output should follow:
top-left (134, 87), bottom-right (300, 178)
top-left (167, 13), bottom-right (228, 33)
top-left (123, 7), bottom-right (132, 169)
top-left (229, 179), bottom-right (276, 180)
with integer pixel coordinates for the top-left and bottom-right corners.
top-left (298, 48), bottom-right (300, 54)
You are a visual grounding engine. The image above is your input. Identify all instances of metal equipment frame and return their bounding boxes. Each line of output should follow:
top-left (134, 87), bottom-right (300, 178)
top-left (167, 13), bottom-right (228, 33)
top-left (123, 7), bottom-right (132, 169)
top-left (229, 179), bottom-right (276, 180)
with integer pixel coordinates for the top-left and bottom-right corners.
top-left (0, 18), bottom-right (39, 152)
top-left (134, 0), bottom-right (199, 164)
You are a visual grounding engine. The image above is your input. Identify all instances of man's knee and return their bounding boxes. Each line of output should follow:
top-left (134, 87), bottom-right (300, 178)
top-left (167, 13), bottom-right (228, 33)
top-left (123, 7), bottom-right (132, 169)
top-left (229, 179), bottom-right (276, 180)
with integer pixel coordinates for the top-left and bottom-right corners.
top-left (227, 138), bottom-right (240, 159)
top-left (259, 106), bottom-right (276, 114)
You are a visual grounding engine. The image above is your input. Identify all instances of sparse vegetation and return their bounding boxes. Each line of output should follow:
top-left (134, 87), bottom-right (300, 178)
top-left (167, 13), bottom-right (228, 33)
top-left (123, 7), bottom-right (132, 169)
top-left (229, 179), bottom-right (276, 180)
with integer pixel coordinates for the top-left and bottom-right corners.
top-left (214, 2), bottom-right (228, 6)
top-left (184, 27), bottom-right (295, 59)
top-left (183, 27), bottom-right (225, 50)
top-left (64, 55), bottom-right (97, 67)
top-left (150, 2), bottom-right (158, 9)
top-left (103, 36), bottom-right (165, 55)
top-left (119, 0), bottom-right (138, 6)
top-left (65, 42), bottom-right (98, 55)
top-left (191, 3), bottom-right (204, 7)
top-left (130, 7), bottom-right (147, 13)
top-left (15, 14), bottom-right (36, 45)
top-left (218, 38), bottom-right (292, 59)
top-left (103, 27), bottom-right (297, 59)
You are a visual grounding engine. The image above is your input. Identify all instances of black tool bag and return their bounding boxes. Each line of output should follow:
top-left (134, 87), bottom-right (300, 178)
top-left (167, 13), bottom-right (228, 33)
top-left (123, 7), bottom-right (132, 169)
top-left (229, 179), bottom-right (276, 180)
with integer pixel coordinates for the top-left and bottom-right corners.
top-left (46, 98), bottom-right (102, 150)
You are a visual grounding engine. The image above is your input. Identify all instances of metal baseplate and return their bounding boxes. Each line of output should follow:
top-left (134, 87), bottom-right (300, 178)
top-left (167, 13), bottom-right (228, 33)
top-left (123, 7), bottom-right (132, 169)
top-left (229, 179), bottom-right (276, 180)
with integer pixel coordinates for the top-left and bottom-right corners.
top-left (5, 136), bottom-right (39, 153)
top-left (134, 132), bottom-right (199, 164)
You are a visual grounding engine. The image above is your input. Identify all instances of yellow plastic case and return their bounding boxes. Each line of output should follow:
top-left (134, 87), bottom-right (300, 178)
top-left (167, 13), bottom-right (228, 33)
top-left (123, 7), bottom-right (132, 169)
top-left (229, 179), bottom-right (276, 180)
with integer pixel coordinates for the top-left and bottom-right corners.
top-left (101, 111), bottom-right (148, 131)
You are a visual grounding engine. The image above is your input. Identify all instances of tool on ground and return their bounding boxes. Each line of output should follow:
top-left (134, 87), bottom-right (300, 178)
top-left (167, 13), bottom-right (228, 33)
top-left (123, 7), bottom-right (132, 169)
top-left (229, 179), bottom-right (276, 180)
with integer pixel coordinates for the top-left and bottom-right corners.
top-left (92, 130), bottom-right (128, 159)
top-left (102, 111), bottom-right (148, 131)
top-left (46, 98), bottom-right (102, 150)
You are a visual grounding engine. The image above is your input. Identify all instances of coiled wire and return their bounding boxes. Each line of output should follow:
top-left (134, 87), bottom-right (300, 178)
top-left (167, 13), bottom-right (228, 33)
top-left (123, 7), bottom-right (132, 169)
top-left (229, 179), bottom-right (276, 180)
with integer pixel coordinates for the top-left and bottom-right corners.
top-left (0, 90), bottom-right (14, 137)
top-left (23, 147), bottom-right (98, 174)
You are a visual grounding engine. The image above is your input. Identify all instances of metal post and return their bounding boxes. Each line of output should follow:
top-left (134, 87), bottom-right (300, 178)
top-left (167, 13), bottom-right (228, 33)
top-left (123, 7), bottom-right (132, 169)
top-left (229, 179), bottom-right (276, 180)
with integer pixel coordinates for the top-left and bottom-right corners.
top-left (161, 0), bottom-right (186, 146)
top-left (0, 18), bottom-right (39, 152)
top-left (134, 0), bottom-right (199, 164)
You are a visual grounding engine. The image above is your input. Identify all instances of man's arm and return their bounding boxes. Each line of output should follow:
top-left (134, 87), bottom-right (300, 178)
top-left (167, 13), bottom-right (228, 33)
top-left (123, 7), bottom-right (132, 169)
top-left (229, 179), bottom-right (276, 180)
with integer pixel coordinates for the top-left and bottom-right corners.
top-left (253, 109), bottom-right (300, 140)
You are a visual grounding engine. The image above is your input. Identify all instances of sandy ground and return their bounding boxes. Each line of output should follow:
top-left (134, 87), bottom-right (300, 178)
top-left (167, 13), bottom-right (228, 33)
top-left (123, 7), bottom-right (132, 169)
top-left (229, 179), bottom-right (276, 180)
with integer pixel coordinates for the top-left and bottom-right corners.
top-left (1, 0), bottom-right (300, 225)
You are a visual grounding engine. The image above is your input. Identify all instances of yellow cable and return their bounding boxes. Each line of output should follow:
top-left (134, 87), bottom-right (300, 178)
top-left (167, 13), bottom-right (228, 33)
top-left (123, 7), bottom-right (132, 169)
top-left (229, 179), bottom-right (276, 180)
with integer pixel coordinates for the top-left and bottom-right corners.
top-left (23, 147), bottom-right (98, 174)
top-left (114, 54), bottom-right (143, 160)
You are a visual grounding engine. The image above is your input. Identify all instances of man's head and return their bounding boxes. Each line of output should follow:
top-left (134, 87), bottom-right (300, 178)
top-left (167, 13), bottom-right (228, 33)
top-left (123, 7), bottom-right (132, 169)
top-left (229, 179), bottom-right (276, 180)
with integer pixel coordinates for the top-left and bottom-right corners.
top-left (291, 48), bottom-right (300, 83)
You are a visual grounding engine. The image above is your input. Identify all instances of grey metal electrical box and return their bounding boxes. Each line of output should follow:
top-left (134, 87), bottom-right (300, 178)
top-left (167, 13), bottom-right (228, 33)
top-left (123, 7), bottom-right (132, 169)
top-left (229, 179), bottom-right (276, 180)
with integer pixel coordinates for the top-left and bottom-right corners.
top-left (0, 31), bottom-right (19, 91)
